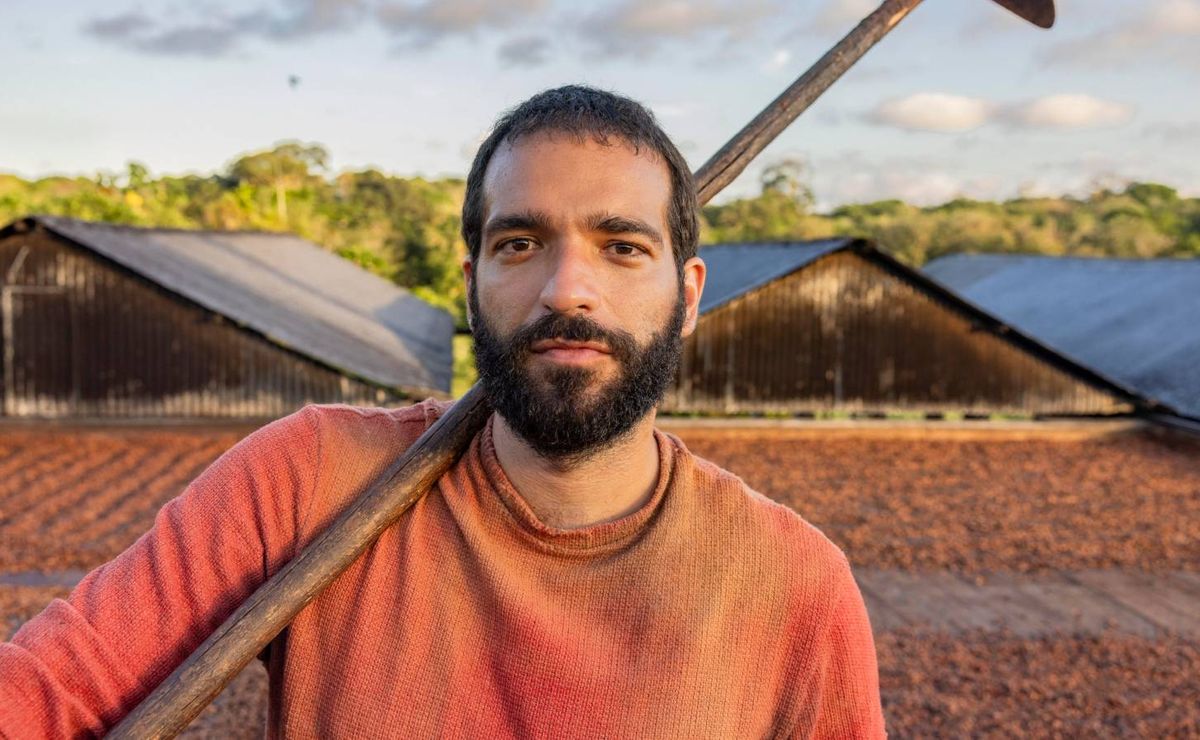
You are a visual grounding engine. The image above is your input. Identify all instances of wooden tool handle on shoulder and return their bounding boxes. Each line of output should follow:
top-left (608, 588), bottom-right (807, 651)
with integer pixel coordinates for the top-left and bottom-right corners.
top-left (113, 1), bottom-right (956, 734)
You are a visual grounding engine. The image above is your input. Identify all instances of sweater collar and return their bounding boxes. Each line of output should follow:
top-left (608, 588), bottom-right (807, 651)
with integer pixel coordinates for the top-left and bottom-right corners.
top-left (476, 415), bottom-right (677, 553)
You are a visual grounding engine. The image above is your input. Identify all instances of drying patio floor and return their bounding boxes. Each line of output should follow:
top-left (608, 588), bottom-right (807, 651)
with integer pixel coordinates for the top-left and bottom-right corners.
top-left (3, 415), bottom-right (1198, 736)
top-left (857, 568), bottom-right (1200, 637)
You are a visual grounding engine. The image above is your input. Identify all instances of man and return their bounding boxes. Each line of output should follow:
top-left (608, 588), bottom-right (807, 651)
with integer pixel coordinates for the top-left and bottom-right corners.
top-left (1, 86), bottom-right (885, 737)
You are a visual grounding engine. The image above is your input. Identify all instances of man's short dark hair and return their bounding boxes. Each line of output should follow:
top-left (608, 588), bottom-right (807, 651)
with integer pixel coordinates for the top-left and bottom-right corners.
top-left (461, 85), bottom-right (699, 269)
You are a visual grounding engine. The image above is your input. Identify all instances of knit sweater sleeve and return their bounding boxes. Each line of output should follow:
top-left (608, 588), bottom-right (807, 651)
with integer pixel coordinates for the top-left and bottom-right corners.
top-left (0, 406), bottom-right (322, 738)
top-left (807, 564), bottom-right (887, 739)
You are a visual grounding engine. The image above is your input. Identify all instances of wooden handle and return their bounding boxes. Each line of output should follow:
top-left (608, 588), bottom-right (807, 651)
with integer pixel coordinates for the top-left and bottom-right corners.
top-left (111, 2), bottom-right (930, 735)
top-left (694, 0), bottom-right (923, 203)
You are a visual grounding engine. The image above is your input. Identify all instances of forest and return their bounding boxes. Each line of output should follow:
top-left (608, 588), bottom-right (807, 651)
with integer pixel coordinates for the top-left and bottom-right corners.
top-left (3, 142), bottom-right (1196, 327)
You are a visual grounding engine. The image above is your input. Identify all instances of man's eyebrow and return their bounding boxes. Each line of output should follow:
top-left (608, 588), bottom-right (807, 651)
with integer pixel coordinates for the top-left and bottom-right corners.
top-left (585, 213), bottom-right (664, 248)
top-left (483, 211), bottom-right (553, 236)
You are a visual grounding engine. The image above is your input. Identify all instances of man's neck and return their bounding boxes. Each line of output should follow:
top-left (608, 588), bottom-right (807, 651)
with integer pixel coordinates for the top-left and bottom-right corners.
top-left (490, 413), bottom-right (661, 530)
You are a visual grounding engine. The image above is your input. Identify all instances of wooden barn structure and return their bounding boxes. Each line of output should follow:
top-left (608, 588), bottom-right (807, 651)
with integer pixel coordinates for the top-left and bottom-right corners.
top-left (0, 216), bottom-right (453, 420)
top-left (663, 239), bottom-right (1145, 418)
top-left (925, 253), bottom-right (1200, 430)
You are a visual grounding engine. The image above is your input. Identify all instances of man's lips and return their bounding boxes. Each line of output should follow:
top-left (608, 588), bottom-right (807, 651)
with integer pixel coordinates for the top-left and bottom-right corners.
top-left (530, 339), bottom-right (611, 353)
top-left (529, 338), bottom-right (612, 364)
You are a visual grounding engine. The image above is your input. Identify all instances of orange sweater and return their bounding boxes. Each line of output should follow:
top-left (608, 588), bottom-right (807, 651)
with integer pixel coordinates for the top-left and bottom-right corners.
top-left (1, 400), bottom-right (885, 738)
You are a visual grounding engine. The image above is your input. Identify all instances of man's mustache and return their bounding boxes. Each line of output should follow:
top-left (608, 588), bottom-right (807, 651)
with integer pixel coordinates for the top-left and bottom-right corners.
top-left (506, 312), bottom-right (639, 364)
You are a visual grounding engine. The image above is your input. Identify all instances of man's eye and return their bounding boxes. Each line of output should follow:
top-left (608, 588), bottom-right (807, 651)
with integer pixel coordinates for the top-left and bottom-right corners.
top-left (609, 242), bottom-right (643, 257)
top-left (500, 238), bottom-right (536, 253)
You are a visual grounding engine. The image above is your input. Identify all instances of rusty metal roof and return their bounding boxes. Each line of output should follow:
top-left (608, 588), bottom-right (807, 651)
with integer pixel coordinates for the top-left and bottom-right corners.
top-left (925, 253), bottom-right (1200, 421)
top-left (19, 216), bottom-right (453, 394)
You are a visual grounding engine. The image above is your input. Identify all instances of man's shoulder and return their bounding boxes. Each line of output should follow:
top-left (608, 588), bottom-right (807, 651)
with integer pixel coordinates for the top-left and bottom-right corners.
top-left (666, 433), bottom-right (853, 586)
top-left (301, 397), bottom-right (452, 451)
top-left (304, 396), bottom-right (451, 427)
top-left (266, 399), bottom-right (454, 539)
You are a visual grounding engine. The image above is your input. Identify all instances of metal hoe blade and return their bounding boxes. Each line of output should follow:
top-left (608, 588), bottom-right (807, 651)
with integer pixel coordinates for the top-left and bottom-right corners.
top-left (992, 0), bottom-right (1055, 28)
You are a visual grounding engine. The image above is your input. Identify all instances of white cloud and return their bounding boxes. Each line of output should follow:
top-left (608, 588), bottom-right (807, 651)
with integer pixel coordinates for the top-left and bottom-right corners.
top-left (82, 0), bottom-right (369, 57)
top-left (579, 0), bottom-right (778, 56)
top-left (258, 0), bottom-right (368, 40)
top-left (378, 0), bottom-right (549, 48)
top-left (596, 0), bottom-right (761, 37)
top-left (81, 0), bottom-right (787, 61)
top-left (1005, 94), bottom-right (1133, 130)
top-left (866, 92), bottom-right (1133, 133)
top-left (866, 93), bottom-right (994, 132)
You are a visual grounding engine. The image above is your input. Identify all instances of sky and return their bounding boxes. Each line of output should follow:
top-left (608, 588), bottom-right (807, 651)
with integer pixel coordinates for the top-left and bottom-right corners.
top-left (4, 0), bottom-right (1199, 209)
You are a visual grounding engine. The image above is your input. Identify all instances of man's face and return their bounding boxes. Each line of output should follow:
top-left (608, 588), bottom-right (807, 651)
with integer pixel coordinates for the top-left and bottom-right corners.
top-left (464, 132), bottom-right (705, 462)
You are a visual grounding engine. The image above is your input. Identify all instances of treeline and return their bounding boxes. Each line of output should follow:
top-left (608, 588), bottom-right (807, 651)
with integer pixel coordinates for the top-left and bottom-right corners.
top-left (706, 161), bottom-right (1200, 265)
top-left (3, 144), bottom-right (1196, 325)
top-left (0, 144), bottom-right (467, 322)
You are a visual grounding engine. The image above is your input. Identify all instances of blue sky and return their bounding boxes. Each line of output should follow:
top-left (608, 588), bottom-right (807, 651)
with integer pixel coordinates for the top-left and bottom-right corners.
top-left (4, 0), bottom-right (1199, 208)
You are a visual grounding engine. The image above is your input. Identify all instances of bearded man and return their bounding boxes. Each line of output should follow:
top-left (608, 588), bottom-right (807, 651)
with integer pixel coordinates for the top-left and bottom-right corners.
top-left (1, 86), bottom-right (885, 738)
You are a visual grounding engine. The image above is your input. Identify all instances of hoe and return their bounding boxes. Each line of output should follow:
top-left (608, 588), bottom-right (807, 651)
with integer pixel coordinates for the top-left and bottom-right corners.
top-left (113, 0), bottom-right (1056, 735)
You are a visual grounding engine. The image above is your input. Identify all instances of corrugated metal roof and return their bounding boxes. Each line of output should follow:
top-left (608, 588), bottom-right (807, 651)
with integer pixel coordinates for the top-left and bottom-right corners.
top-left (697, 239), bottom-right (851, 313)
top-left (696, 239), bottom-right (1147, 412)
top-left (24, 216), bottom-right (453, 394)
top-left (924, 253), bottom-right (1200, 420)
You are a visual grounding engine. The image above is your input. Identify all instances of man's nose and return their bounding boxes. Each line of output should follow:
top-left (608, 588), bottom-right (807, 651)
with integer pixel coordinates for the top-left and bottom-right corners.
top-left (539, 243), bottom-right (600, 314)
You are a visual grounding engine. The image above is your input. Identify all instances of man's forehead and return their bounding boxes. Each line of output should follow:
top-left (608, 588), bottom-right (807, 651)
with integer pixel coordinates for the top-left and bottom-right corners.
top-left (480, 131), bottom-right (671, 220)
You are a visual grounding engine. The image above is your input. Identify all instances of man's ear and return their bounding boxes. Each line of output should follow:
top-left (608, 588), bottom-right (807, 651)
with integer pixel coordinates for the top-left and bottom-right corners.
top-left (461, 258), bottom-right (474, 331)
top-left (680, 256), bottom-right (706, 338)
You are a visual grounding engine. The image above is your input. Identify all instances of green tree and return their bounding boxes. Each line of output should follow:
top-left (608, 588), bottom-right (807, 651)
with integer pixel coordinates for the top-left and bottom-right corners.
top-left (702, 158), bottom-right (822, 243)
top-left (228, 142), bottom-right (328, 226)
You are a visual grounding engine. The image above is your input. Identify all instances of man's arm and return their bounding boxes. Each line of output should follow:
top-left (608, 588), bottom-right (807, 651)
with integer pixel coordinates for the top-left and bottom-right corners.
top-left (0, 407), bottom-right (321, 737)
top-left (808, 569), bottom-right (888, 739)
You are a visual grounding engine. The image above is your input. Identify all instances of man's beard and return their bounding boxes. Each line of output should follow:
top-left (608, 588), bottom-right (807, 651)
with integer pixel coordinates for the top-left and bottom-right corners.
top-left (470, 285), bottom-right (685, 465)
